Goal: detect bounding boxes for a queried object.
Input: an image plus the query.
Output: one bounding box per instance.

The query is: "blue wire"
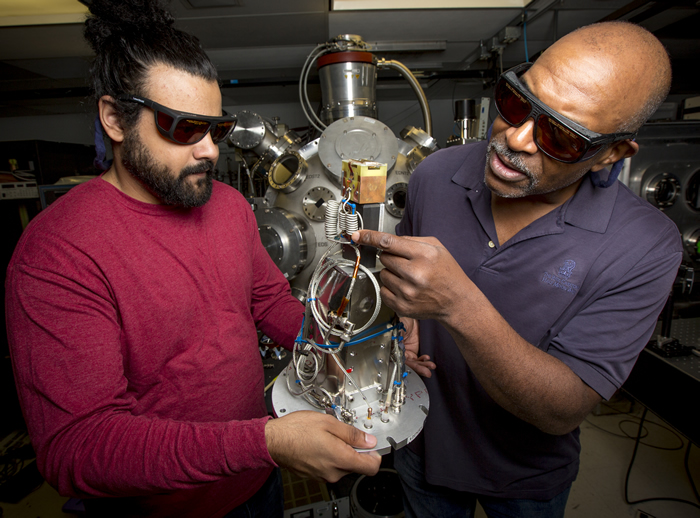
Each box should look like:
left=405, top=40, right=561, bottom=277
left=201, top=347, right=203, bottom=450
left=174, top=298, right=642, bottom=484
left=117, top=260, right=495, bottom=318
left=346, top=324, right=401, bottom=345
left=303, top=322, right=401, bottom=349
left=524, top=19, right=529, bottom=62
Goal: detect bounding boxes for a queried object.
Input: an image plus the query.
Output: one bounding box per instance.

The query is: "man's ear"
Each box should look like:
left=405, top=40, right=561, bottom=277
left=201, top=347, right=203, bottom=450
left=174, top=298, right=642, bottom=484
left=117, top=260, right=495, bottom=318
left=590, top=140, right=639, bottom=172
left=99, top=96, right=126, bottom=143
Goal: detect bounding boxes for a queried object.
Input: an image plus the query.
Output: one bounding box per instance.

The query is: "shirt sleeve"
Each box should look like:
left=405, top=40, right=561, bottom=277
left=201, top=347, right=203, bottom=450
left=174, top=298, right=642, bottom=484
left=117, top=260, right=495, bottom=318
left=546, top=243, right=682, bottom=400
left=5, top=233, right=275, bottom=499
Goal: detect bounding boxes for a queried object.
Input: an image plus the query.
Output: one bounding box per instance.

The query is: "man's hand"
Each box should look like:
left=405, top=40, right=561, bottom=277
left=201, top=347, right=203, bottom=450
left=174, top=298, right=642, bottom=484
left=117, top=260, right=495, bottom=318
left=400, top=317, right=435, bottom=378
left=265, top=411, right=382, bottom=482
left=352, top=230, right=474, bottom=324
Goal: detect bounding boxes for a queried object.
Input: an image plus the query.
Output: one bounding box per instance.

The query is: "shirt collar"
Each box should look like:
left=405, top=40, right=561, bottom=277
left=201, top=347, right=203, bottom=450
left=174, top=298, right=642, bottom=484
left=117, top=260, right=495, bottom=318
left=563, top=170, right=618, bottom=234
left=450, top=141, right=617, bottom=234
left=451, top=140, right=488, bottom=191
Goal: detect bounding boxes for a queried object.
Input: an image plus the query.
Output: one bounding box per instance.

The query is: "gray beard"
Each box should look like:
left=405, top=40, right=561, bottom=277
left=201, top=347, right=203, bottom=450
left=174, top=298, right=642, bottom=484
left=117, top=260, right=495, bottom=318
left=485, top=138, right=539, bottom=198
left=485, top=137, right=591, bottom=199
left=121, top=132, right=214, bottom=208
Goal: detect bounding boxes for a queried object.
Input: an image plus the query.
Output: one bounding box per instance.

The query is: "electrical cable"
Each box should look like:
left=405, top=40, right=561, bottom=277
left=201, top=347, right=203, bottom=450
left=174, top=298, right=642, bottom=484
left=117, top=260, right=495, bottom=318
left=617, top=419, right=683, bottom=451
left=299, top=45, right=324, bottom=131
left=380, top=76, right=453, bottom=130
left=298, top=322, right=400, bottom=349
left=240, top=156, right=255, bottom=197
left=299, top=43, right=331, bottom=133
left=523, top=16, right=530, bottom=62
left=584, top=417, right=649, bottom=441
left=624, top=407, right=700, bottom=511
left=684, top=442, right=700, bottom=504
left=264, top=376, right=277, bottom=394
left=585, top=401, right=684, bottom=450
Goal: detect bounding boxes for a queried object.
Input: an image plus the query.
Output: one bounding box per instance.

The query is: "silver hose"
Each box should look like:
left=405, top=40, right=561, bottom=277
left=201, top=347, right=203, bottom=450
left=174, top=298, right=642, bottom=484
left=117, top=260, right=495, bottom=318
left=377, top=58, right=433, bottom=136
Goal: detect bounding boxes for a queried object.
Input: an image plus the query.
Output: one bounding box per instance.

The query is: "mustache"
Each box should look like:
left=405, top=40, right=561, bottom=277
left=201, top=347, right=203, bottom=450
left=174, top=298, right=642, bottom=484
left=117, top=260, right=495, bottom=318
left=180, top=161, right=215, bottom=179
left=487, top=139, right=534, bottom=177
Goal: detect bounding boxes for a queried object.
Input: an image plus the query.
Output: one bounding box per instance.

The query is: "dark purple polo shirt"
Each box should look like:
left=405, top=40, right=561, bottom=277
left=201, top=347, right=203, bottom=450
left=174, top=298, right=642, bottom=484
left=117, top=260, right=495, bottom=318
left=397, top=141, right=682, bottom=499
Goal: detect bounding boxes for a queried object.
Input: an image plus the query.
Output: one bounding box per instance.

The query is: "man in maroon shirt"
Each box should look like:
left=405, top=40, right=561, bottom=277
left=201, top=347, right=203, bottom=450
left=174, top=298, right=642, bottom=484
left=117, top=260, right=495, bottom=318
left=5, top=1, right=380, bottom=517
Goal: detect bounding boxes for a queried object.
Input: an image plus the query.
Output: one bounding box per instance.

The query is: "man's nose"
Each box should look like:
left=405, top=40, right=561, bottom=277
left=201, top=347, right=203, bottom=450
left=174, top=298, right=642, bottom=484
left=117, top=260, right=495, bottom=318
left=505, top=118, right=539, bottom=156
left=193, top=131, right=220, bottom=162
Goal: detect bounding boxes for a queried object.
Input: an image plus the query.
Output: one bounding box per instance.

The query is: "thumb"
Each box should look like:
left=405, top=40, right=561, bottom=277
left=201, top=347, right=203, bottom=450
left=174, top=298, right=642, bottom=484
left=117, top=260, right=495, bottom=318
left=331, top=421, right=378, bottom=450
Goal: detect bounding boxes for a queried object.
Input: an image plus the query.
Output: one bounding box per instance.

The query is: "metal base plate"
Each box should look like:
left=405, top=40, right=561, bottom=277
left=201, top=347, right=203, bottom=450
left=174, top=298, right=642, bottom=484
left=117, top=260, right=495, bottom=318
left=272, top=362, right=429, bottom=455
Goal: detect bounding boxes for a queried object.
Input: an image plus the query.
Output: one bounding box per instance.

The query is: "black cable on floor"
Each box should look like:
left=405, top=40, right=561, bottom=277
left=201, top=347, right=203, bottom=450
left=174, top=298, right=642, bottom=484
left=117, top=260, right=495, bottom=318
left=584, top=417, right=649, bottom=441
left=618, top=420, right=684, bottom=451
left=624, top=407, right=700, bottom=511
left=585, top=403, right=684, bottom=450
left=684, top=442, right=700, bottom=504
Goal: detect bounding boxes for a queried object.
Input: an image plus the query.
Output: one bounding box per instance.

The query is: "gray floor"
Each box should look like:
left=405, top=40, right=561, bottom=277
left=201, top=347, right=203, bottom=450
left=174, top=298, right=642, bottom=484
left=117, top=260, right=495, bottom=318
left=1, top=401, right=699, bottom=518
left=565, top=401, right=700, bottom=518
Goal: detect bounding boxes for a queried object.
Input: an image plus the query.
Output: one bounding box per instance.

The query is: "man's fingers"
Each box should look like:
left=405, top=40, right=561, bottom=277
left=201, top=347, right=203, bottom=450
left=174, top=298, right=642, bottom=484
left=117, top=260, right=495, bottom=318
left=325, top=421, right=382, bottom=477
left=352, top=230, right=422, bottom=259
left=352, top=229, right=392, bottom=250
left=353, top=450, right=382, bottom=476
left=352, top=229, right=442, bottom=251
left=406, top=359, right=436, bottom=378
left=328, top=419, right=378, bottom=450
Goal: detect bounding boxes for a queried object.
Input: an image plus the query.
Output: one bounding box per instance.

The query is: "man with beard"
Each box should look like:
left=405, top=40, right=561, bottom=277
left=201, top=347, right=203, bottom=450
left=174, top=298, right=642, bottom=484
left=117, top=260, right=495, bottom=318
left=352, top=21, right=682, bottom=518
left=4, top=1, right=380, bottom=518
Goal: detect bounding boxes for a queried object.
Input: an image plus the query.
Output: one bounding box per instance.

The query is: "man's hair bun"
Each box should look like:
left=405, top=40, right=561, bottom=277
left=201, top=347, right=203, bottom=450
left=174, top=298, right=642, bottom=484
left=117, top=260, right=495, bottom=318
left=82, top=0, right=176, bottom=54
left=81, top=0, right=218, bottom=134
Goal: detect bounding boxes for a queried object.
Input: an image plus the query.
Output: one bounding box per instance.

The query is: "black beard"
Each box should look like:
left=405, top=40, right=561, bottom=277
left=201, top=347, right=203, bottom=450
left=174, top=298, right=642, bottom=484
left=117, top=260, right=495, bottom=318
left=121, top=132, right=214, bottom=208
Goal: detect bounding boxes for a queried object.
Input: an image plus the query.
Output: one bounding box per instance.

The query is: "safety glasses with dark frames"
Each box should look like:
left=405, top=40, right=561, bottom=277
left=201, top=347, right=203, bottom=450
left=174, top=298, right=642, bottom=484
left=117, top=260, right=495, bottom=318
left=494, top=63, right=636, bottom=164
left=118, top=95, right=236, bottom=145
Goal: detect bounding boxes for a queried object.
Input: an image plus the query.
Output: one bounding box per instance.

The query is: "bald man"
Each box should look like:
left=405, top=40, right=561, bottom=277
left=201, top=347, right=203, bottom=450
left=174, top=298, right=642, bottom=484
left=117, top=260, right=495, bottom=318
left=352, top=21, right=682, bottom=518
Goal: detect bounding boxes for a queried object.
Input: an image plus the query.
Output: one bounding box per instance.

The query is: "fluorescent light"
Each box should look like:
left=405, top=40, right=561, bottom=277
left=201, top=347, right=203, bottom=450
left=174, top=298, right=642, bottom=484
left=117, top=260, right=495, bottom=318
left=332, top=0, right=531, bottom=10
left=0, top=0, right=88, bottom=26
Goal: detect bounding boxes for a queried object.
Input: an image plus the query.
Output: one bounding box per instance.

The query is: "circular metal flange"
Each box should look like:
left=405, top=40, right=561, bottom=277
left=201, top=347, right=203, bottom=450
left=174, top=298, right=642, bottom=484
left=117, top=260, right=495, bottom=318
left=255, top=207, right=316, bottom=279
left=303, top=186, right=336, bottom=221
left=318, top=117, right=398, bottom=182
left=351, top=469, right=404, bottom=518
left=229, top=110, right=266, bottom=149
left=385, top=182, right=408, bottom=219
left=684, top=228, right=700, bottom=261
left=686, top=169, right=700, bottom=212
left=644, top=173, right=681, bottom=209
left=268, top=150, right=308, bottom=194
left=272, top=363, right=429, bottom=455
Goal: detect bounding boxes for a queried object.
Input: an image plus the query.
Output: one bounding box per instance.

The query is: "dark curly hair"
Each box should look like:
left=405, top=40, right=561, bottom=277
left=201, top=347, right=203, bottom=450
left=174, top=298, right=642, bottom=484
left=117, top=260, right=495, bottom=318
left=81, top=0, right=219, bottom=130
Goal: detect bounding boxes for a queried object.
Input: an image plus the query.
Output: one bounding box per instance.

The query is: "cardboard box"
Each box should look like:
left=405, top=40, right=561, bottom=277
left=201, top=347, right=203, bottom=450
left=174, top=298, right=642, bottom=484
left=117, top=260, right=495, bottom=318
left=341, top=159, right=387, bottom=204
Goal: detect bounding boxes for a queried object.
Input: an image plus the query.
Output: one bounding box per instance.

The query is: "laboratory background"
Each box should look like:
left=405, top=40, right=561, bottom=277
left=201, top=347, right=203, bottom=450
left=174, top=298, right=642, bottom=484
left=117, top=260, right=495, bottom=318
left=0, top=1, right=699, bottom=517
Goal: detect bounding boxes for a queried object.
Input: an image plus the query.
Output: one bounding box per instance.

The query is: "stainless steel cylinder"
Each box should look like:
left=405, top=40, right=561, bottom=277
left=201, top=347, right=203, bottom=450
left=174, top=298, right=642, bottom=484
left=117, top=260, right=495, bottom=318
left=318, top=51, right=377, bottom=125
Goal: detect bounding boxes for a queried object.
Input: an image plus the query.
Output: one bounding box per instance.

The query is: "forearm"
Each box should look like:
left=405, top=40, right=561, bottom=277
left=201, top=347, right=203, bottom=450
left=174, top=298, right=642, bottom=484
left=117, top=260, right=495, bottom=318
left=32, top=406, right=273, bottom=498
left=256, top=295, right=304, bottom=350
left=440, top=288, right=600, bottom=435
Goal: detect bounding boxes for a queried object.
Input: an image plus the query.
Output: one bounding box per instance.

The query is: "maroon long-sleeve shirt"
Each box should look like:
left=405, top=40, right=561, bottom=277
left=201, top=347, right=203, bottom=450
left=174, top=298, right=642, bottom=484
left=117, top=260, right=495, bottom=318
left=5, top=177, right=304, bottom=517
